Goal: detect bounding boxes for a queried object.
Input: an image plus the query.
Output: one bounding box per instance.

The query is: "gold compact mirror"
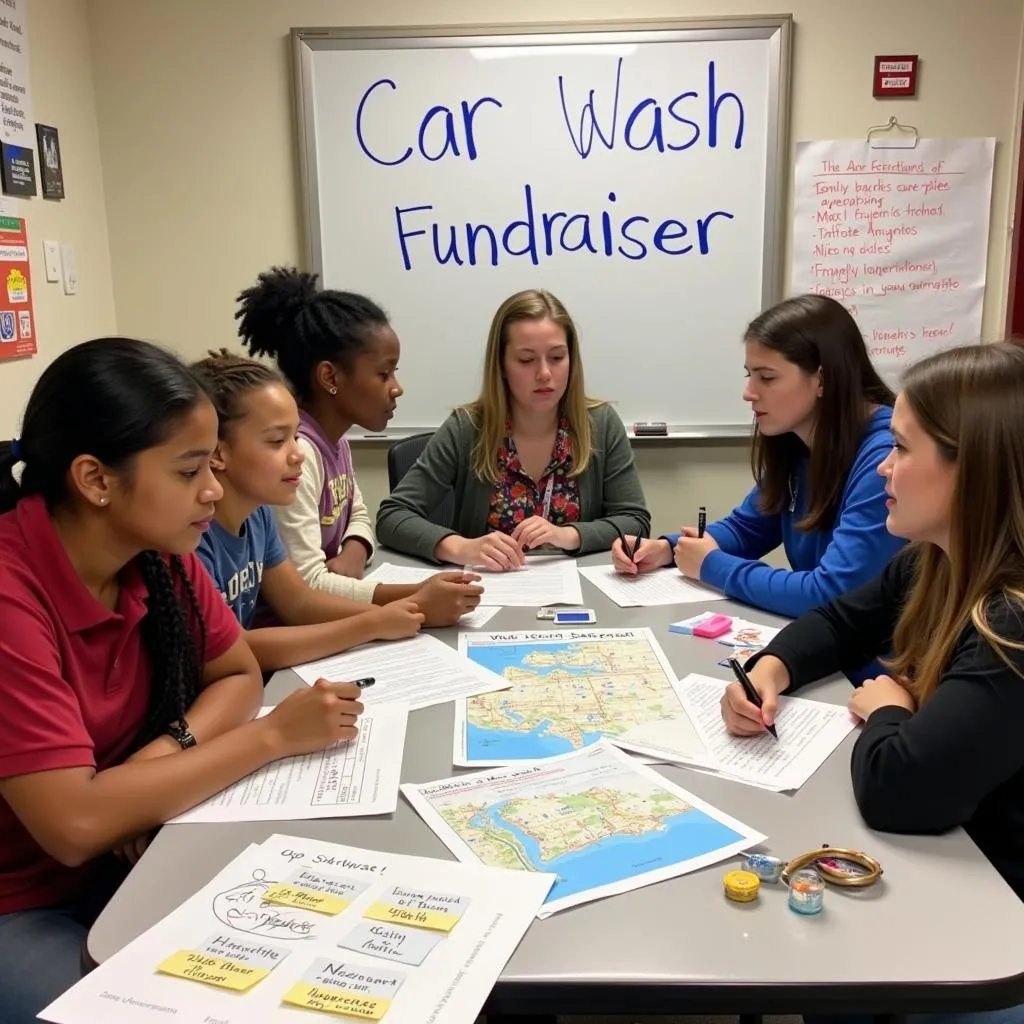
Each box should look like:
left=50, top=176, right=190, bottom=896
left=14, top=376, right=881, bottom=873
left=781, top=846, right=883, bottom=888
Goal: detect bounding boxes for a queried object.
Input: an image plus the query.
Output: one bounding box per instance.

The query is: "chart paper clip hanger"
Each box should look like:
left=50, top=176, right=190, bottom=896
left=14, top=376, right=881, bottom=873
left=867, top=115, right=919, bottom=150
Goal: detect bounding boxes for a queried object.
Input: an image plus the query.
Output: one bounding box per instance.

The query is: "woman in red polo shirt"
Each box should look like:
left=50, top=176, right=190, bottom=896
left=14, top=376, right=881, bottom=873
left=0, top=338, right=367, bottom=1023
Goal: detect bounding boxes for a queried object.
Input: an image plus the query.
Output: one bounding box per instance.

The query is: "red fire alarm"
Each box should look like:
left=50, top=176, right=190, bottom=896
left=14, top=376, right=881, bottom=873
left=873, top=54, right=919, bottom=97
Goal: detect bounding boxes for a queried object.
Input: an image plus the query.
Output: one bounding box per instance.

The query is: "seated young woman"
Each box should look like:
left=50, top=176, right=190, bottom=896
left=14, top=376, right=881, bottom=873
left=376, top=288, right=651, bottom=571
left=722, top=345, right=1024, bottom=1024
left=235, top=267, right=409, bottom=594
left=190, top=349, right=484, bottom=671
left=0, top=339, right=370, bottom=1023
left=612, top=294, right=905, bottom=619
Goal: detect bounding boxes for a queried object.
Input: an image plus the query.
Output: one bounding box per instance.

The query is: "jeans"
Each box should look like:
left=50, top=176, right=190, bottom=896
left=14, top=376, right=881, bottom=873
left=0, top=862, right=126, bottom=1024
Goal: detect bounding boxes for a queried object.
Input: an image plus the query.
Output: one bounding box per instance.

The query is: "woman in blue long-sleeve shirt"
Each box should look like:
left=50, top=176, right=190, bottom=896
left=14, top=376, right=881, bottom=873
left=613, top=294, right=905, bottom=622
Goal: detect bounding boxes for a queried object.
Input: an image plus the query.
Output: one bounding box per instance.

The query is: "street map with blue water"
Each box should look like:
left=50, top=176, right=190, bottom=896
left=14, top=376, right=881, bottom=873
left=454, top=627, right=702, bottom=767
left=402, top=741, right=764, bottom=916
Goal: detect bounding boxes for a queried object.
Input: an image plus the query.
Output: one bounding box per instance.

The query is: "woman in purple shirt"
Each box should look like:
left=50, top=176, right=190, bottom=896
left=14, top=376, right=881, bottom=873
left=236, top=266, right=426, bottom=603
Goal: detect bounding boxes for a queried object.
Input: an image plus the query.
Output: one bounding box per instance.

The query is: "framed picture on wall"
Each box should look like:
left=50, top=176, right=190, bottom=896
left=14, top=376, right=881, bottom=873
left=0, top=143, right=36, bottom=197
left=35, top=123, right=64, bottom=200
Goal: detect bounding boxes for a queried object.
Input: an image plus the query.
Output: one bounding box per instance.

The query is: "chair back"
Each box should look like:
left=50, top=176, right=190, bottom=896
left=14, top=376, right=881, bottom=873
left=386, top=432, right=454, bottom=529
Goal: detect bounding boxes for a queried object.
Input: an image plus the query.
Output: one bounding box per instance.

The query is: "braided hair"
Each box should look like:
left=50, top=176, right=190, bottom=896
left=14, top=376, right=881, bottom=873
left=235, top=266, right=389, bottom=399
left=191, top=347, right=283, bottom=438
left=0, top=338, right=210, bottom=751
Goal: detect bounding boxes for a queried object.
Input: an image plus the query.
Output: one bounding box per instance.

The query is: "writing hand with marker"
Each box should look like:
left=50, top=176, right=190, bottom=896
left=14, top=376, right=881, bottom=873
left=263, top=680, right=368, bottom=754
left=721, top=655, right=789, bottom=737
left=611, top=536, right=672, bottom=575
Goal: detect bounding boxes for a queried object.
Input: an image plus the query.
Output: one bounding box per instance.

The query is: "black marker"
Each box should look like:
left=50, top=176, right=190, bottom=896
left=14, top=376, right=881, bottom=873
left=728, top=657, right=778, bottom=740
left=697, top=506, right=707, bottom=539
left=353, top=677, right=376, bottom=689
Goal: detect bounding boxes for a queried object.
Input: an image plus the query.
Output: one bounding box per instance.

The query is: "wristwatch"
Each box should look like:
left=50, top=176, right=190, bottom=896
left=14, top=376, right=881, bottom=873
left=166, top=718, right=197, bottom=750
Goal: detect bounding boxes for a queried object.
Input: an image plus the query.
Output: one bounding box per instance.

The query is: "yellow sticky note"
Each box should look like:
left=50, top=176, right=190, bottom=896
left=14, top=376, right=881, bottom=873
left=363, top=901, right=459, bottom=933
left=263, top=883, right=347, bottom=915
left=157, top=950, right=269, bottom=992
left=282, top=981, right=391, bottom=1019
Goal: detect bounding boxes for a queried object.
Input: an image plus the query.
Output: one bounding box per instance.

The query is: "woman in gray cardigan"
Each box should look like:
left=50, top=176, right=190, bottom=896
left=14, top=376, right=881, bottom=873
left=376, top=289, right=650, bottom=570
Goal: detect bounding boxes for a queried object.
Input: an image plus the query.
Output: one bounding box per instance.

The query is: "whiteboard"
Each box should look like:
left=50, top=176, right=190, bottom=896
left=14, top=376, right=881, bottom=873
left=293, top=19, right=791, bottom=438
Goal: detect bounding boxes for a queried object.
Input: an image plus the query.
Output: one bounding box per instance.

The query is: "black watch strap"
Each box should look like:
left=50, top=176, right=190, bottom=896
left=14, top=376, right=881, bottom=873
left=167, top=719, right=197, bottom=750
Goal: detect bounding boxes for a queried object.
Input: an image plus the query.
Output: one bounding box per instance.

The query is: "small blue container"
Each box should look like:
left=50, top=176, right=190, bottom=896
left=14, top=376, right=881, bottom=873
left=742, top=853, right=784, bottom=884
left=788, top=868, right=825, bottom=915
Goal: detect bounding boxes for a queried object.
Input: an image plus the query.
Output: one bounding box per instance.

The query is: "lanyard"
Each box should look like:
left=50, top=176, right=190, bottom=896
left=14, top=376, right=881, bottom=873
left=508, top=431, right=557, bottom=520
left=540, top=472, right=554, bottom=521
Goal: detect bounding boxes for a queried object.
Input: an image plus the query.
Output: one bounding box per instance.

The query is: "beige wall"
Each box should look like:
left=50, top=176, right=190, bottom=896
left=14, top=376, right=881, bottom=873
left=0, top=0, right=116, bottom=437
left=82, top=0, right=1024, bottom=536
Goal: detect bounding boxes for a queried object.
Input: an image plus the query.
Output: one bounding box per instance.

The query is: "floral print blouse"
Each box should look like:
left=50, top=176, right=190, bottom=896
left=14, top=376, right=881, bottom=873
left=486, top=419, right=582, bottom=534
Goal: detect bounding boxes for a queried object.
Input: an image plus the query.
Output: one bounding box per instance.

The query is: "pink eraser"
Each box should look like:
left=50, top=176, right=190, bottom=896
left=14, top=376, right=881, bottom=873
left=693, top=614, right=733, bottom=639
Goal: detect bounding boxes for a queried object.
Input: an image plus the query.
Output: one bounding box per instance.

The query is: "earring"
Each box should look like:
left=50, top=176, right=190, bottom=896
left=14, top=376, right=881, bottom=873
left=98, top=497, right=107, bottom=506
left=328, top=386, right=338, bottom=396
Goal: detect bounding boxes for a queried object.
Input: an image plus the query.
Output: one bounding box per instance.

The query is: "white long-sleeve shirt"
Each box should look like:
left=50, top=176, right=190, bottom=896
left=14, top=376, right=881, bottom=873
left=272, top=437, right=378, bottom=602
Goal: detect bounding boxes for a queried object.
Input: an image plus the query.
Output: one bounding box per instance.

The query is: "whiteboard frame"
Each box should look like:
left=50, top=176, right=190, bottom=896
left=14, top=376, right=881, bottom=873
left=291, top=17, right=792, bottom=441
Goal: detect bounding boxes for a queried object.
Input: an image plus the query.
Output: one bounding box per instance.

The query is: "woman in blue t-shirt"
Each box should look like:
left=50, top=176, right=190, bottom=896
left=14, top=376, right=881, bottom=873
left=612, top=294, right=905, bottom=621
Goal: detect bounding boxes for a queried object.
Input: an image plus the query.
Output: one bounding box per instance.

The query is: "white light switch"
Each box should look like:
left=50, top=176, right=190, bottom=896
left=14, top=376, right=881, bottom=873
left=60, top=242, right=77, bottom=295
left=42, top=240, right=60, bottom=282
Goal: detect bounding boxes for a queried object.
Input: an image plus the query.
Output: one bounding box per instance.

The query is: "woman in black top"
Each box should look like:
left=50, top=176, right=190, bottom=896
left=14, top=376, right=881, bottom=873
left=724, top=343, right=1024, bottom=918
left=724, top=342, right=1024, bottom=1024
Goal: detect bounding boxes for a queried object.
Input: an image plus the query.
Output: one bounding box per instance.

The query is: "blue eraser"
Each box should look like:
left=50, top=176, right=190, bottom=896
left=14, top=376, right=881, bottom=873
left=669, top=611, right=716, bottom=635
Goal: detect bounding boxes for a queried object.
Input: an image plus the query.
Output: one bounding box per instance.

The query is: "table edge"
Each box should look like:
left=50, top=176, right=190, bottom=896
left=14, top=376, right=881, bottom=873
left=483, top=972, right=1024, bottom=1016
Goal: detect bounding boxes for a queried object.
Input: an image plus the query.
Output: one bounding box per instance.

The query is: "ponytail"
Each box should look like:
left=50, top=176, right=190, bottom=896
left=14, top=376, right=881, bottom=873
left=236, top=266, right=389, bottom=399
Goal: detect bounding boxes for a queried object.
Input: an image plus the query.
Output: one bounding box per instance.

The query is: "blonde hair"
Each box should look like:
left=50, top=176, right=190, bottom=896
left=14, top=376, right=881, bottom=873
left=460, top=289, right=602, bottom=484
left=887, top=343, right=1024, bottom=704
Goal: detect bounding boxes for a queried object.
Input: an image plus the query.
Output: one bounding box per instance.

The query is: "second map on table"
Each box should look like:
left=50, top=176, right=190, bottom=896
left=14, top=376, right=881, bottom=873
left=403, top=740, right=764, bottom=917
left=454, top=628, right=705, bottom=767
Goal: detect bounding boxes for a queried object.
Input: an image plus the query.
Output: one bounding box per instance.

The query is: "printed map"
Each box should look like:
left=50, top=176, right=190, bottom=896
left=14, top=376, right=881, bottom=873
left=403, top=742, right=762, bottom=915
left=456, top=628, right=687, bottom=765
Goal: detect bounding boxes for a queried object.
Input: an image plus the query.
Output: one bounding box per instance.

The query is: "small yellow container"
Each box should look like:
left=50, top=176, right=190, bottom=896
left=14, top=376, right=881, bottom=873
left=723, top=869, right=760, bottom=903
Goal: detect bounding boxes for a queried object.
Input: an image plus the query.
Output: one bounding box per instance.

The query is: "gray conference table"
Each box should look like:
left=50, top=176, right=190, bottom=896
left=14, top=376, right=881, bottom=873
left=88, top=551, right=1024, bottom=1017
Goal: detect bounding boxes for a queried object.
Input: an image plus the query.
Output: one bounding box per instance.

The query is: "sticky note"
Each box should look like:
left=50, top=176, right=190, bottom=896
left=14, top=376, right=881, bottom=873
left=364, top=903, right=460, bottom=932
left=263, top=883, right=346, bottom=915
left=283, top=957, right=406, bottom=1019
left=198, top=932, right=290, bottom=971
left=157, top=950, right=269, bottom=991
left=363, top=885, right=469, bottom=933
left=338, top=921, right=445, bottom=966
left=282, top=981, right=390, bottom=1019
left=286, top=868, right=370, bottom=905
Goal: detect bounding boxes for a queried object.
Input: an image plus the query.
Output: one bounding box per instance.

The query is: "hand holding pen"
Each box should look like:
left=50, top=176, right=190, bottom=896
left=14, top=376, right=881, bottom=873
left=610, top=525, right=671, bottom=575
left=722, top=657, right=787, bottom=740
left=672, top=507, right=719, bottom=579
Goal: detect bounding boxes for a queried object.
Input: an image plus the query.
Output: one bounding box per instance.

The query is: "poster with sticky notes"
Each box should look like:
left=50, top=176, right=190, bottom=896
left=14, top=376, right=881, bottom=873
left=40, top=834, right=553, bottom=1024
